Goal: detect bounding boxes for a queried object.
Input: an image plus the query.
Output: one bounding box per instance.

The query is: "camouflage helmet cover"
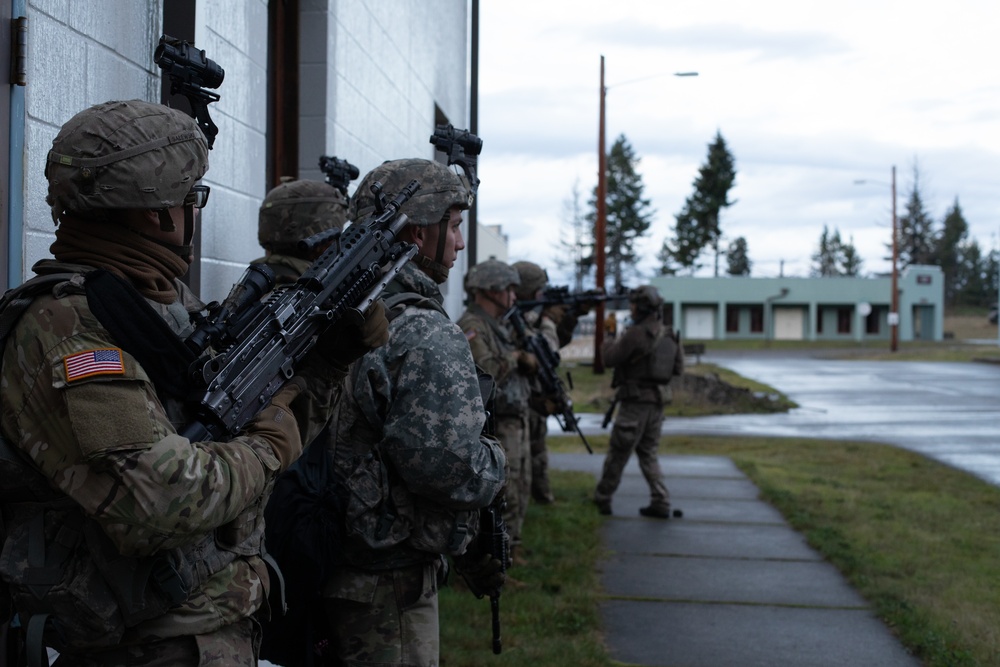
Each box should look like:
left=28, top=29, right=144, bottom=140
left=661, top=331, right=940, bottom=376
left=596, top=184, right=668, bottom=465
left=629, top=285, right=664, bottom=310
left=465, top=258, right=521, bottom=293
left=45, top=99, right=209, bottom=221
left=350, top=158, right=471, bottom=227
left=511, top=261, right=548, bottom=300
left=258, top=178, right=349, bottom=250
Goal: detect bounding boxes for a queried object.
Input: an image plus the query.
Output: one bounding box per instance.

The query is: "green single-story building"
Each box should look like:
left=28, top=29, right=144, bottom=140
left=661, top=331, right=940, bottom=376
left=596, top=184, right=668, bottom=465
left=648, top=265, right=944, bottom=342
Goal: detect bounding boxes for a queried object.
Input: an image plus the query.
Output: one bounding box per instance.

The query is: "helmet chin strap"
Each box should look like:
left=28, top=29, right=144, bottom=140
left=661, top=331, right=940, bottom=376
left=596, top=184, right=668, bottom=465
left=143, top=207, right=195, bottom=263
left=414, top=217, right=452, bottom=284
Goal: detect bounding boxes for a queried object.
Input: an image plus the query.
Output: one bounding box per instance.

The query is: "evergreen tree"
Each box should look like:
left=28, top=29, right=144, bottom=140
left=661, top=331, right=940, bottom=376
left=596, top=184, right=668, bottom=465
left=896, top=164, right=936, bottom=268
left=932, top=198, right=969, bottom=306
left=811, top=226, right=862, bottom=276
left=584, top=134, right=655, bottom=291
left=954, top=239, right=987, bottom=306
left=811, top=225, right=840, bottom=276
left=725, top=236, right=751, bottom=276
left=659, top=130, right=737, bottom=275
left=840, top=235, right=864, bottom=276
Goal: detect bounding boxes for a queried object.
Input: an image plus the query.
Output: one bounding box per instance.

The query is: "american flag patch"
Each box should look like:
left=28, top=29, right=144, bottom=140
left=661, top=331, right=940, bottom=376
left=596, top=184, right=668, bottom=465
left=63, top=348, right=126, bottom=381
left=465, top=330, right=477, bottom=341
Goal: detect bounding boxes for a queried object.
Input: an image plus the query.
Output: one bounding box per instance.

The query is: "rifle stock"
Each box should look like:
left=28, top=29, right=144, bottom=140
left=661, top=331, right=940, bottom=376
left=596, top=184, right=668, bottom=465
left=180, top=180, right=420, bottom=441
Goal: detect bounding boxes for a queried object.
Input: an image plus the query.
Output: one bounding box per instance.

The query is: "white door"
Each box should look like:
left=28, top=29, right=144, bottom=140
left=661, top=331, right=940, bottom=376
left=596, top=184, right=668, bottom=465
left=773, top=307, right=804, bottom=340
left=683, top=307, right=715, bottom=339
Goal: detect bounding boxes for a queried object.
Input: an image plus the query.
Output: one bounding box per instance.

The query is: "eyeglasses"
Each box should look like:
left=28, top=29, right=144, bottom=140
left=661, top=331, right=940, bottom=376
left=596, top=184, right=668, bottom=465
left=183, top=184, right=211, bottom=209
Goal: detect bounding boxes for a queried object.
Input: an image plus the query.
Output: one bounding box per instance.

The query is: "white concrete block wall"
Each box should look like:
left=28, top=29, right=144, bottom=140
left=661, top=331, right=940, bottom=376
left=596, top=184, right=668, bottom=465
left=195, top=0, right=270, bottom=304
left=22, top=0, right=161, bottom=281
left=17, top=0, right=474, bottom=315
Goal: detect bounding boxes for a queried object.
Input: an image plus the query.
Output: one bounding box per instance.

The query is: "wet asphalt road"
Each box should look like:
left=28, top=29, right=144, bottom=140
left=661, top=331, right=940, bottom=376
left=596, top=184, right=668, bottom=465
left=560, top=350, right=1000, bottom=486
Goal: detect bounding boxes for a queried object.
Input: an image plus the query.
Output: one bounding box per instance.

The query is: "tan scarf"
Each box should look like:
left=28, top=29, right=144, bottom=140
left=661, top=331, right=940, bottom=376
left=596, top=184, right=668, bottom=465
left=50, top=217, right=189, bottom=304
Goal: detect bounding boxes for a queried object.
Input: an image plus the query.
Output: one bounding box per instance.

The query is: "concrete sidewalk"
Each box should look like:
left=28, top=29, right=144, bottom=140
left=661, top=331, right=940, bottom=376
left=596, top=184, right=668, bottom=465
left=549, top=452, right=922, bottom=667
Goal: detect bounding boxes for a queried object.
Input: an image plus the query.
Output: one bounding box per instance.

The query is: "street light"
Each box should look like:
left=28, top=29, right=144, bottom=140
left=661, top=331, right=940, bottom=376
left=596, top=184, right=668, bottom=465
left=593, top=56, right=698, bottom=372
left=854, top=166, right=898, bottom=352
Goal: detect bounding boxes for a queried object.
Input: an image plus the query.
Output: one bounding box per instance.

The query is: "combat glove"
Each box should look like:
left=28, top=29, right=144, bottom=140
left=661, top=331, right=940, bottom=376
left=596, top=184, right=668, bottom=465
left=453, top=550, right=505, bottom=599
left=516, top=350, right=539, bottom=376
left=246, top=377, right=306, bottom=470
left=307, top=300, right=390, bottom=375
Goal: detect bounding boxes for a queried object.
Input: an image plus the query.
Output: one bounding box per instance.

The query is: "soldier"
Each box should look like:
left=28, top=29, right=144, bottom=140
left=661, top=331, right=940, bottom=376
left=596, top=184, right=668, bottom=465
left=594, top=285, right=684, bottom=518
left=511, top=261, right=569, bottom=505
left=460, top=259, right=536, bottom=560
left=253, top=177, right=350, bottom=284
left=322, top=158, right=507, bottom=667
left=0, top=99, right=385, bottom=665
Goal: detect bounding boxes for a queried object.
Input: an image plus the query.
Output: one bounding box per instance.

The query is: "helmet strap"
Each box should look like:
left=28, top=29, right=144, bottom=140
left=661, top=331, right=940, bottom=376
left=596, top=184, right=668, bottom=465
left=157, top=209, right=176, bottom=232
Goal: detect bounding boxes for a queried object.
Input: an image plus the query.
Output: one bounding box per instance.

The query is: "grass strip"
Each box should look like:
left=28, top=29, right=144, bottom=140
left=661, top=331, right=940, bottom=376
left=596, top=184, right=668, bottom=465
left=440, top=471, right=614, bottom=667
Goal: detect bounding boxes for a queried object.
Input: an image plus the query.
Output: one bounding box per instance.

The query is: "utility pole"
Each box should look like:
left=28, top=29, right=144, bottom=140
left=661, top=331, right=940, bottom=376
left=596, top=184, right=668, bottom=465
left=594, top=55, right=608, bottom=373
left=890, top=165, right=898, bottom=352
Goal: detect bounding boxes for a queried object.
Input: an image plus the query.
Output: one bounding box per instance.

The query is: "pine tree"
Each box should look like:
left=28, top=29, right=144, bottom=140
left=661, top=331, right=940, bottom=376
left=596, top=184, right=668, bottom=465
left=811, top=225, right=840, bottom=276
left=659, top=130, right=737, bottom=275
left=896, top=164, right=936, bottom=268
left=933, top=198, right=969, bottom=306
left=725, top=236, right=751, bottom=276
left=584, top=134, right=655, bottom=291
left=840, top=235, right=864, bottom=276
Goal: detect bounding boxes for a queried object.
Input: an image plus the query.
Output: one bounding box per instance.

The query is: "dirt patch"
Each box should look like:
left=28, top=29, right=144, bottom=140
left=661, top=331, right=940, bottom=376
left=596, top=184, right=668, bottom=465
left=670, top=372, right=788, bottom=415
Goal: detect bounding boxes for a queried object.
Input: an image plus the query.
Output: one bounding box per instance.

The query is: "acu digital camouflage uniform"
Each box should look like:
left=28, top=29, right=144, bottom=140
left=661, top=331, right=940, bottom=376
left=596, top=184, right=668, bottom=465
left=459, top=260, right=533, bottom=551
left=323, top=159, right=505, bottom=667
left=252, top=178, right=350, bottom=284
left=0, top=100, right=339, bottom=666
left=594, top=286, right=684, bottom=517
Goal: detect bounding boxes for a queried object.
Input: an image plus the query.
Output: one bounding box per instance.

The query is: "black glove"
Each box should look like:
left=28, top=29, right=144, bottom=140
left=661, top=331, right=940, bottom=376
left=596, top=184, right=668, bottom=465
left=309, top=300, right=390, bottom=374
left=454, top=550, right=505, bottom=599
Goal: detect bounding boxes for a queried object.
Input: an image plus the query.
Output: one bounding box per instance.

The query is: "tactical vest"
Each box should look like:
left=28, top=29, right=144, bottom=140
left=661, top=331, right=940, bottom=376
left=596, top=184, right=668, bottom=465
left=616, top=322, right=680, bottom=386
left=0, top=271, right=259, bottom=661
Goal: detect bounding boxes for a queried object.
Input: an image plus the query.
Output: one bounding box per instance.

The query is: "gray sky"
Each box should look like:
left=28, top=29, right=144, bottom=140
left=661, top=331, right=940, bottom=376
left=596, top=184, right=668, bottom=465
left=475, top=0, right=1000, bottom=284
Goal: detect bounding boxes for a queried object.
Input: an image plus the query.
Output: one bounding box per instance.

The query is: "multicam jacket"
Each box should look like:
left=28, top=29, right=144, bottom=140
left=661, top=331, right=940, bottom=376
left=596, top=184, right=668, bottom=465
left=459, top=303, right=531, bottom=418
left=0, top=260, right=325, bottom=650
left=328, top=260, right=506, bottom=569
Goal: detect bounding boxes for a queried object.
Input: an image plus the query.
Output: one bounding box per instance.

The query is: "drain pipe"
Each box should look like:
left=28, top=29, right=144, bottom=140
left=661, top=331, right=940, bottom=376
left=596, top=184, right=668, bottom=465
left=764, top=287, right=789, bottom=345
left=7, top=8, right=27, bottom=288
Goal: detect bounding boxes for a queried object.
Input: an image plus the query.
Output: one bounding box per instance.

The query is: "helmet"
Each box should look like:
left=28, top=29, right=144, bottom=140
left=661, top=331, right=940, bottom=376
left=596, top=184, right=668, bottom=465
left=629, top=285, right=664, bottom=311
left=512, top=261, right=548, bottom=301
left=45, top=99, right=209, bottom=222
left=465, top=259, right=520, bottom=293
left=258, top=178, right=348, bottom=251
left=350, top=158, right=471, bottom=227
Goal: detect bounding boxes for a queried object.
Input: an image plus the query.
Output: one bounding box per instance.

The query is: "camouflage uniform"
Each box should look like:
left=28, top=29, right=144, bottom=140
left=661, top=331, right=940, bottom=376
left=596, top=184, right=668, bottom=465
left=512, top=261, right=568, bottom=505
left=594, top=286, right=684, bottom=516
left=459, top=260, right=532, bottom=550
left=252, top=178, right=349, bottom=284
left=0, top=100, right=338, bottom=665
left=323, top=160, right=505, bottom=667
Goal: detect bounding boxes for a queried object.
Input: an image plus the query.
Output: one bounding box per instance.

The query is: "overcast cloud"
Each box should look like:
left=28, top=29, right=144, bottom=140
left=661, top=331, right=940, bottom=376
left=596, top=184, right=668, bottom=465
left=475, top=0, right=1000, bottom=283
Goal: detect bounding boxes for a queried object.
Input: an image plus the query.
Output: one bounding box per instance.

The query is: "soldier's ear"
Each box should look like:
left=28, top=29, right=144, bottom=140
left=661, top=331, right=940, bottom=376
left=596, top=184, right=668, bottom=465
left=399, top=224, right=426, bottom=249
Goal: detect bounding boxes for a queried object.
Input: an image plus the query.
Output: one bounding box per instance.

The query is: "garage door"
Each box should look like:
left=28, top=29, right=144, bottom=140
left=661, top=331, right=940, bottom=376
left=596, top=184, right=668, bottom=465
left=683, top=307, right=715, bottom=339
left=773, top=307, right=804, bottom=340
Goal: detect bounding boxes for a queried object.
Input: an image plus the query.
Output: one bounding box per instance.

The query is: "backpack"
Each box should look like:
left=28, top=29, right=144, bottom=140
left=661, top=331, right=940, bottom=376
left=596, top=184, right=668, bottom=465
left=636, top=325, right=681, bottom=385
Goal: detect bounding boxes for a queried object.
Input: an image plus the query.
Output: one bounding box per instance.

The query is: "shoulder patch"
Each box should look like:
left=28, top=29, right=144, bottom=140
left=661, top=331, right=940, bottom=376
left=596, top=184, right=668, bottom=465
left=465, top=329, right=477, bottom=341
left=63, top=348, right=126, bottom=381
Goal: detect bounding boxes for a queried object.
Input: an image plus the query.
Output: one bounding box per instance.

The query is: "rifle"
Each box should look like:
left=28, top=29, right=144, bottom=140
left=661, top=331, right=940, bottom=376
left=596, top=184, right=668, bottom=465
left=473, top=371, right=507, bottom=654
left=318, top=155, right=360, bottom=198
left=516, top=285, right=629, bottom=311
left=503, top=307, right=593, bottom=454
left=180, top=179, right=420, bottom=442
left=154, top=34, right=224, bottom=149
left=601, top=396, right=619, bottom=429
